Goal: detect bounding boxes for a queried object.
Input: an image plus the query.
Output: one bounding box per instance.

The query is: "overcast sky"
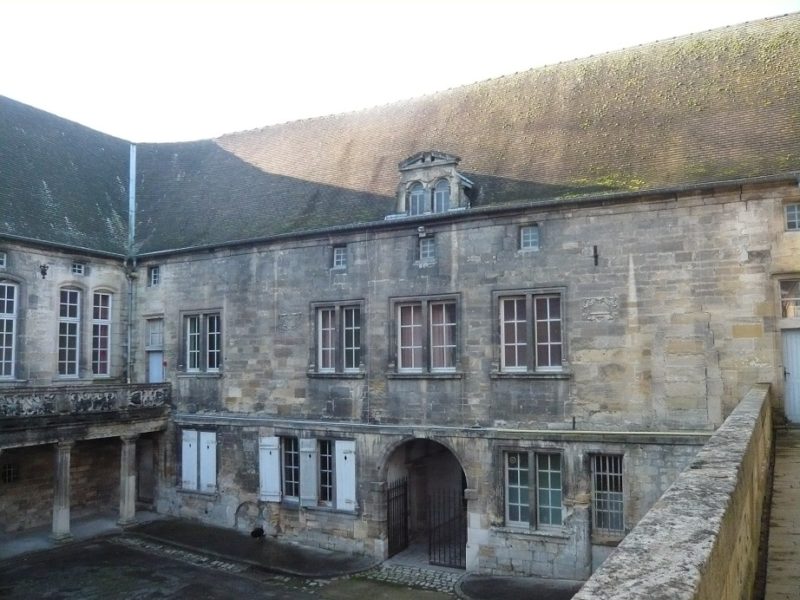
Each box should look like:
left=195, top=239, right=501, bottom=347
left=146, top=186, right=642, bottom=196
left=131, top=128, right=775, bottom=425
left=1, top=0, right=797, bottom=142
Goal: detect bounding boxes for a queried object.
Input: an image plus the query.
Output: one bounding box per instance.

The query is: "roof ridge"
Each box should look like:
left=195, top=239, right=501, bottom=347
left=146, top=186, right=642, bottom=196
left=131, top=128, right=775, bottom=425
left=216, top=11, right=799, bottom=140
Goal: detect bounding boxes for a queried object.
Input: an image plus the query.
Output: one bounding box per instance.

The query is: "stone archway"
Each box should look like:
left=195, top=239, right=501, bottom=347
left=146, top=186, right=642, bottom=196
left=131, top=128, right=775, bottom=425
left=384, top=438, right=466, bottom=568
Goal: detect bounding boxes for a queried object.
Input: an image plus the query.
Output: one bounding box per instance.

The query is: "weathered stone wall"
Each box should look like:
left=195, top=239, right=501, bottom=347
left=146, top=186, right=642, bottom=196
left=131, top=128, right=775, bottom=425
left=0, top=241, right=128, bottom=385
left=573, top=384, right=773, bottom=600
left=0, top=437, right=120, bottom=532
left=162, top=416, right=705, bottom=577
left=134, top=182, right=796, bottom=431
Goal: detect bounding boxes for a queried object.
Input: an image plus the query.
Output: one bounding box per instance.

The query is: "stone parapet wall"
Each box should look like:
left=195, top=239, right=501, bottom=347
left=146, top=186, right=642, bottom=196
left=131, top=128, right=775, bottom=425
left=574, top=384, right=773, bottom=600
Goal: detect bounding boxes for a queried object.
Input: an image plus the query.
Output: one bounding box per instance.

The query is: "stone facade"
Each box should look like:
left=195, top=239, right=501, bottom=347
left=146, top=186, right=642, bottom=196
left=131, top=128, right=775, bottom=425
left=122, top=180, right=798, bottom=578
left=2, top=13, right=800, bottom=581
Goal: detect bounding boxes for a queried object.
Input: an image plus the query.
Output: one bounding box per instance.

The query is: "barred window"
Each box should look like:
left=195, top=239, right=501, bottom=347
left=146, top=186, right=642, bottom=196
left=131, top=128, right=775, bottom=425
left=592, top=454, right=624, bottom=535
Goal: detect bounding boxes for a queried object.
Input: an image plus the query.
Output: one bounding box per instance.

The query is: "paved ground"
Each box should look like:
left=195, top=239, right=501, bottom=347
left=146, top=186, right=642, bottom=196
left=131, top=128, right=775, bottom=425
left=765, top=428, right=800, bottom=600
left=0, top=513, right=582, bottom=599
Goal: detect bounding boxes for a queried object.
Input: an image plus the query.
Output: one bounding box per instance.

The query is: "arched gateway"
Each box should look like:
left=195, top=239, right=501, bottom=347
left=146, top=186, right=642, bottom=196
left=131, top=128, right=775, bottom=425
left=383, top=438, right=467, bottom=568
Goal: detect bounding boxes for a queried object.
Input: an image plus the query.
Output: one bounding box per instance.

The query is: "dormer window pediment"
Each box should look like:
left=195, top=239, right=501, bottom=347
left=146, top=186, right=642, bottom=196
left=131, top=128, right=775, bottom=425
left=399, top=151, right=461, bottom=172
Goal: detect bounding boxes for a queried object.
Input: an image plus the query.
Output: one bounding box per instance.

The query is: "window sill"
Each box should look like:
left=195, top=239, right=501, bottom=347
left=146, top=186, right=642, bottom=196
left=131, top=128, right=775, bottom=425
left=492, top=525, right=570, bottom=541
left=0, top=379, right=29, bottom=385
left=177, top=372, right=223, bottom=379
left=490, top=370, right=571, bottom=380
left=177, top=489, right=218, bottom=499
left=387, top=371, right=463, bottom=380
left=591, top=534, right=624, bottom=546
left=302, top=504, right=358, bottom=516
left=307, top=372, right=365, bottom=380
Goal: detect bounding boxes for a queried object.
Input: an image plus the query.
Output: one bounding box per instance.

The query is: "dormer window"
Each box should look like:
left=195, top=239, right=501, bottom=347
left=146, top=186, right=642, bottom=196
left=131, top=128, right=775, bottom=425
left=433, top=180, right=450, bottom=213
left=393, top=151, right=472, bottom=219
left=408, top=183, right=426, bottom=216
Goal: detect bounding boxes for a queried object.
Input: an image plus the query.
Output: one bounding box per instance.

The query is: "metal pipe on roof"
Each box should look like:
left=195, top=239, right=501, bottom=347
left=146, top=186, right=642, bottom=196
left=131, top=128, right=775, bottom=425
left=126, top=144, right=137, bottom=384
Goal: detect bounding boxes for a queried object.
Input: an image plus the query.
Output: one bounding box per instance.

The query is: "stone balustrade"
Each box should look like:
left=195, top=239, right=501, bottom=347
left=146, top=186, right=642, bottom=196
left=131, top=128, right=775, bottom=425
left=0, top=383, right=171, bottom=418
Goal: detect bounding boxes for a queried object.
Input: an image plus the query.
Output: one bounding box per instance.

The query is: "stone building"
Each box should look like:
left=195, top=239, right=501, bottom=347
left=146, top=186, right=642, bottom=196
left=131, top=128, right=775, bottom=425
left=1, top=13, right=799, bottom=580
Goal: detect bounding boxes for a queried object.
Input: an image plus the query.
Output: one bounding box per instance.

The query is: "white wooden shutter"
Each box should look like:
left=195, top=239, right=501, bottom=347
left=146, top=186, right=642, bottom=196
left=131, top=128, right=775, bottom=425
left=335, top=440, right=357, bottom=511
left=259, top=436, right=281, bottom=502
left=181, top=429, right=198, bottom=490
left=299, top=438, right=318, bottom=507
left=199, top=431, right=217, bottom=493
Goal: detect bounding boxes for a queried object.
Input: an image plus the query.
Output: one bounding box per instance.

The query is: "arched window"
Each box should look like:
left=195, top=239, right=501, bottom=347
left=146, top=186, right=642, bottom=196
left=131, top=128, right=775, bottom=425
left=408, top=183, right=427, bottom=215
left=433, top=180, right=450, bottom=213
left=0, top=281, right=17, bottom=378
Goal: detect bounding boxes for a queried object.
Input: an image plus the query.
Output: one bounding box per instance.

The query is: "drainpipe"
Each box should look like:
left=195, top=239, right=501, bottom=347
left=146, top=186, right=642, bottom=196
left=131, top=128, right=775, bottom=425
left=126, top=144, right=137, bottom=384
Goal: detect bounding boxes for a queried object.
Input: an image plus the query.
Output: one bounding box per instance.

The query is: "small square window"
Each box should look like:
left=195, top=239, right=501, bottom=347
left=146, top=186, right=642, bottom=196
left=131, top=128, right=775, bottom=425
left=419, top=237, right=436, bottom=261
left=1, top=463, right=20, bottom=484
left=781, top=280, right=800, bottom=318
left=0, top=252, right=6, bottom=268
left=520, top=225, right=540, bottom=250
left=332, top=246, right=347, bottom=269
left=148, top=266, right=160, bottom=286
left=71, top=262, right=85, bottom=275
left=786, top=204, right=800, bottom=231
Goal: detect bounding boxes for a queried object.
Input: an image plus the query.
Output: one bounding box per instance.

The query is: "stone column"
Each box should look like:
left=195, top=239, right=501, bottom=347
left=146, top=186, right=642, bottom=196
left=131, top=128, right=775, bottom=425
left=52, top=441, right=74, bottom=541
left=118, top=435, right=139, bottom=526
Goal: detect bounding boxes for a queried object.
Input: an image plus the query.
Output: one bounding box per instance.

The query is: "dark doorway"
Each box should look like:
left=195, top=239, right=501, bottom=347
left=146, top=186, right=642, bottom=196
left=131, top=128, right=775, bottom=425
left=137, top=437, right=155, bottom=505
left=384, top=439, right=466, bottom=567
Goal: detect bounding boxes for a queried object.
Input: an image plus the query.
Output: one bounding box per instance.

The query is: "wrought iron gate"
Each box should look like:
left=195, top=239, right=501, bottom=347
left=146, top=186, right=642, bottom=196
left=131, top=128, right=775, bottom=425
left=387, top=477, right=409, bottom=557
left=428, top=488, right=466, bottom=568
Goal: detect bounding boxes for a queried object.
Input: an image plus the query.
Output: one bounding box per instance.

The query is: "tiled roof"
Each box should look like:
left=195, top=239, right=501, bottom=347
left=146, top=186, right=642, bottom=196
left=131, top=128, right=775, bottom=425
left=3, top=14, right=799, bottom=256
left=214, top=13, right=800, bottom=204
left=0, top=96, right=130, bottom=255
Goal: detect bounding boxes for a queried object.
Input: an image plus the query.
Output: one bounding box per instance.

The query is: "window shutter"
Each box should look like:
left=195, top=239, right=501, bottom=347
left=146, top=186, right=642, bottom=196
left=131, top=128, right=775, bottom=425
left=199, top=431, right=217, bottom=493
left=259, top=436, right=281, bottom=502
left=335, top=440, right=357, bottom=511
left=299, top=438, right=318, bottom=507
left=181, top=429, right=198, bottom=489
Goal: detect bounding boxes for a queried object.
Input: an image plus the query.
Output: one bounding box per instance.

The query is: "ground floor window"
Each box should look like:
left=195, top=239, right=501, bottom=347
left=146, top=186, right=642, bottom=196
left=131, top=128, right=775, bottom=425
left=259, top=436, right=356, bottom=511
left=504, top=450, right=563, bottom=529
left=591, top=454, right=624, bottom=535
left=181, top=430, right=217, bottom=493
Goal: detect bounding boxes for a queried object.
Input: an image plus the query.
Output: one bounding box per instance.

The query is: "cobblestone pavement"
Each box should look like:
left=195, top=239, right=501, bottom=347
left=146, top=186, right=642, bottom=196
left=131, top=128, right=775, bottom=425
left=357, top=563, right=460, bottom=595
left=1, top=535, right=456, bottom=599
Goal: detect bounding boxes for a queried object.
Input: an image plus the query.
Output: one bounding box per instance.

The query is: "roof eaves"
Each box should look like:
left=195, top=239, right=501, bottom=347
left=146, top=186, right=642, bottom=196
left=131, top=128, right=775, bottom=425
left=133, top=171, right=800, bottom=260
left=0, top=232, right=128, bottom=260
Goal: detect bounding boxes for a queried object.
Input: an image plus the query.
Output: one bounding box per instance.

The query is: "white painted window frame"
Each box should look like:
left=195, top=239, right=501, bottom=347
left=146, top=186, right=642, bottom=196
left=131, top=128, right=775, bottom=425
left=0, top=281, right=17, bottom=379
left=519, top=224, right=540, bottom=250
left=314, top=303, right=362, bottom=374
left=499, top=290, right=564, bottom=373
left=786, top=203, right=800, bottom=231
left=58, top=288, right=81, bottom=377
left=91, top=291, right=112, bottom=376
left=332, top=245, right=347, bottom=269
